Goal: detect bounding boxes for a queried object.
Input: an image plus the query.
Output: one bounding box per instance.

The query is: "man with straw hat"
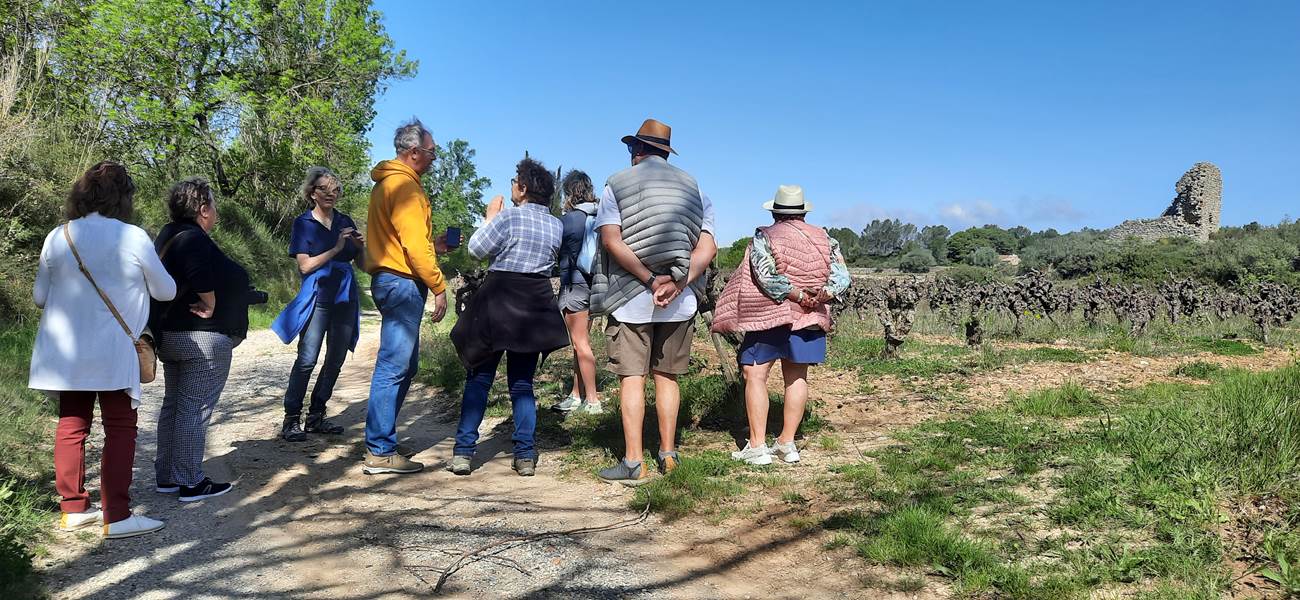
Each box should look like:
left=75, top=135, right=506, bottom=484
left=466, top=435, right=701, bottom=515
left=591, top=118, right=717, bottom=485
left=711, top=185, right=851, bottom=465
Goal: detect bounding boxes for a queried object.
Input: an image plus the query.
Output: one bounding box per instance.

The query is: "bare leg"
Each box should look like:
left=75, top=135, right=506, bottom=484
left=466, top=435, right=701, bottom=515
left=777, top=361, right=809, bottom=444
left=651, top=371, right=680, bottom=453
left=567, top=310, right=601, bottom=402
left=620, top=375, right=646, bottom=462
left=743, top=361, right=776, bottom=447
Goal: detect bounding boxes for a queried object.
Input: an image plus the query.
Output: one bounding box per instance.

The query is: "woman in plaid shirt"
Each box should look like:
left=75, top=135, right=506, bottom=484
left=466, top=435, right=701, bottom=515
left=449, top=158, right=570, bottom=477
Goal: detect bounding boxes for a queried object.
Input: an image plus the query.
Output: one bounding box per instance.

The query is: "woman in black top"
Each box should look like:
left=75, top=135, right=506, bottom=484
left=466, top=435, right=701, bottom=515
left=553, top=170, right=603, bottom=415
left=151, top=177, right=252, bottom=503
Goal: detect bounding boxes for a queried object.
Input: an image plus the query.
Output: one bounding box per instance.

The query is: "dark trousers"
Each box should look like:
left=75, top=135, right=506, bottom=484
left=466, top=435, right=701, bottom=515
left=453, top=351, right=540, bottom=460
left=283, top=299, right=358, bottom=417
left=56, top=390, right=137, bottom=523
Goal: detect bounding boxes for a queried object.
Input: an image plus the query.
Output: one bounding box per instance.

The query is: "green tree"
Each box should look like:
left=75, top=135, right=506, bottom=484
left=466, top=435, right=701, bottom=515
left=422, top=139, right=491, bottom=277
left=51, top=0, right=415, bottom=223
left=898, top=247, right=936, bottom=273
left=717, top=236, right=753, bottom=270
left=920, top=224, right=950, bottom=264
left=860, top=218, right=918, bottom=257
left=948, top=226, right=1017, bottom=261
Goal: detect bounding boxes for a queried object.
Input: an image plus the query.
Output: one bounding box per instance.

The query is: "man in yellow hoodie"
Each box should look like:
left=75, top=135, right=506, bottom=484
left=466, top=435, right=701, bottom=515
left=362, top=118, right=448, bottom=474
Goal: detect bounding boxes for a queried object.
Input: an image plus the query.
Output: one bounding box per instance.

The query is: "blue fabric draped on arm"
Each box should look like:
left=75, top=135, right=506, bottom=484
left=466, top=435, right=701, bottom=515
left=271, top=262, right=359, bottom=351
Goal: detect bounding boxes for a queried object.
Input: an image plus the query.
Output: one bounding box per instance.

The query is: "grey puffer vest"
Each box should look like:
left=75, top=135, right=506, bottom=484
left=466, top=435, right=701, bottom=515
left=590, top=156, right=706, bottom=316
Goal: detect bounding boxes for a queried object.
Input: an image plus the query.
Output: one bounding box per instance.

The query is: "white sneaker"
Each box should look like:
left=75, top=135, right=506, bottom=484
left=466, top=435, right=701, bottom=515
left=103, top=514, right=165, bottom=539
left=580, top=400, right=604, bottom=415
left=554, top=395, right=582, bottom=412
left=58, top=509, right=102, bottom=531
left=770, top=440, right=801, bottom=463
left=731, top=441, right=773, bottom=465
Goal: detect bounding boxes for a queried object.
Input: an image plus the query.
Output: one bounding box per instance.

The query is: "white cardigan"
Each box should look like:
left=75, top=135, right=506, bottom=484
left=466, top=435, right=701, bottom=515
left=28, top=213, right=177, bottom=406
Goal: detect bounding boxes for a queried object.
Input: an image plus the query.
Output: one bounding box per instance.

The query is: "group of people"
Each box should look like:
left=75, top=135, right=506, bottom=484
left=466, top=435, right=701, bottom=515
left=27, top=117, right=850, bottom=540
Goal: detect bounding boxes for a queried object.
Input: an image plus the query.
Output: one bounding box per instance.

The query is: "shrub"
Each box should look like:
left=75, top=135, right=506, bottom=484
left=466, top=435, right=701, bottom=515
left=968, top=247, right=999, bottom=267
left=898, top=248, right=936, bottom=273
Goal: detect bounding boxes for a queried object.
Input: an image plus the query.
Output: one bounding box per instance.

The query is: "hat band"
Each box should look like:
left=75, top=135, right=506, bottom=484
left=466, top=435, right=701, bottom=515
left=636, top=134, right=671, bottom=146
left=774, top=203, right=805, bottom=210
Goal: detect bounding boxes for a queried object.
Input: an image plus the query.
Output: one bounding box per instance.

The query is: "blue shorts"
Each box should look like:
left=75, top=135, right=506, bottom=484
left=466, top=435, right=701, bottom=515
left=738, top=326, right=827, bottom=366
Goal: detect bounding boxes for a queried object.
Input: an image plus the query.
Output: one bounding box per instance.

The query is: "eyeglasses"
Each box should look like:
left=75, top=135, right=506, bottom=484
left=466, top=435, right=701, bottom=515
left=626, top=142, right=641, bottom=155
left=414, top=146, right=437, bottom=158
left=314, top=185, right=340, bottom=195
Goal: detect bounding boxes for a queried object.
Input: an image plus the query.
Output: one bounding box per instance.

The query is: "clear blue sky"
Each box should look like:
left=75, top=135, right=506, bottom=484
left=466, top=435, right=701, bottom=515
left=366, top=1, right=1300, bottom=245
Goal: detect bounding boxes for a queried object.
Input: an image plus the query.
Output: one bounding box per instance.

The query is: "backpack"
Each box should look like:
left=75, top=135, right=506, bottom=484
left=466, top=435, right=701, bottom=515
left=576, top=205, right=599, bottom=277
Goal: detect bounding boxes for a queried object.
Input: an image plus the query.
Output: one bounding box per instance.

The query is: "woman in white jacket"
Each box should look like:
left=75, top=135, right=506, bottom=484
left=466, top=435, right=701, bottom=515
left=29, top=161, right=176, bottom=539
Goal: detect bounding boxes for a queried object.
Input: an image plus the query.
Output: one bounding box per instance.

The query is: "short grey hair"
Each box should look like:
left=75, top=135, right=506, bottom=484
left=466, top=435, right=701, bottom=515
left=393, top=117, right=430, bottom=154
left=300, top=166, right=339, bottom=206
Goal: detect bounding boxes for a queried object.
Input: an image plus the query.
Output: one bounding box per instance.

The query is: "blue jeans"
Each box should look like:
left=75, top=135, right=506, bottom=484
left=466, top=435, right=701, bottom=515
left=365, top=272, right=427, bottom=456
left=283, top=298, right=358, bottom=417
left=453, top=351, right=539, bottom=460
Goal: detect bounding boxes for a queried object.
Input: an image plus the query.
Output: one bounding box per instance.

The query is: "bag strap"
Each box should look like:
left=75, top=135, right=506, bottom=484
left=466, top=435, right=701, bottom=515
left=62, top=224, right=135, bottom=341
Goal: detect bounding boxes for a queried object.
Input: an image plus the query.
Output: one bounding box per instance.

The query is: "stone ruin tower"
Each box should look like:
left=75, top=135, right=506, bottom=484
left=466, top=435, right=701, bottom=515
left=1109, top=162, right=1222, bottom=242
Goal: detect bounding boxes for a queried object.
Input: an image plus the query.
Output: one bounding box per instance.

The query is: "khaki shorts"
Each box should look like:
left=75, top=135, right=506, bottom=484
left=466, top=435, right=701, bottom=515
left=605, top=317, right=695, bottom=376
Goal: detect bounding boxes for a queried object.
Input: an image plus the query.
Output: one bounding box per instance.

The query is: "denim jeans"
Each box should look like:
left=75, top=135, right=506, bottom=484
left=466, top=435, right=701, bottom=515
left=283, top=298, right=358, bottom=417
left=453, top=351, right=540, bottom=460
left=365, top=272, right=427, bottom=456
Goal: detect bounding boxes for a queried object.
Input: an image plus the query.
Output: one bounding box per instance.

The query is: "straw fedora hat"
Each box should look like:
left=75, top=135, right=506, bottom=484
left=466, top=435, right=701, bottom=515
left=621, top=118, right=678, bottom=155
left=763, top=185, right=813, bottom=215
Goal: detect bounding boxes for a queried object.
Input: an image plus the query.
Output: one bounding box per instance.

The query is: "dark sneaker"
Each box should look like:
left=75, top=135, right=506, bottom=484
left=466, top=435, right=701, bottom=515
left=281, top=415, right=306, bottom=442
left=447, top=455, right=471, bottom=476
left=156, top=483, right=180, bottom=494
left=598, top=460, right=651, bottom=487
left=305, top=413, right=344, bottom=434
left=512, top=458, right=536, bottom=477
left=179, top=478, right=234, bottom=502
left=656, top=451, right=680, bottom=475
left=362, top=451, right=423, bottom=475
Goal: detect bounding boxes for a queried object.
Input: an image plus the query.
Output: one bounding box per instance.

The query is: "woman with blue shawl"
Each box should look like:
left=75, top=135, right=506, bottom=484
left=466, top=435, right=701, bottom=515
left=272, top=167, right=363, bottom=442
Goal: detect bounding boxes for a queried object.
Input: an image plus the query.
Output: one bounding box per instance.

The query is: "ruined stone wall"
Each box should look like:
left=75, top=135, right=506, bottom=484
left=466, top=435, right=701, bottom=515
left=1108, top=162, right=1221, bottom=242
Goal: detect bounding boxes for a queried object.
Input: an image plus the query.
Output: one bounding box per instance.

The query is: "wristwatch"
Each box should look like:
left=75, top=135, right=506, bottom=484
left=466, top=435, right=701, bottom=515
left=644, top=274, right=657, bottom=289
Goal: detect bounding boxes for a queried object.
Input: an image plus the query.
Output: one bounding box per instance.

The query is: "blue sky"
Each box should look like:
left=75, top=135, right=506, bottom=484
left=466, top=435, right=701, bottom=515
left=365, top=1, right=1300, bottom=245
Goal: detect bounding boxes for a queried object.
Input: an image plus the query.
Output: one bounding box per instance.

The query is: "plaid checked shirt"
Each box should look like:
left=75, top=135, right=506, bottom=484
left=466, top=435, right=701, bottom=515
left=468, top=202, right=563, bottom=274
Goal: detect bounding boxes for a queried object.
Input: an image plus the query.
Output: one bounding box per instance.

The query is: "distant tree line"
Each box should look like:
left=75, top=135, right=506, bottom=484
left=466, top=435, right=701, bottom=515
left=720, top=217, right=1300, bottom=289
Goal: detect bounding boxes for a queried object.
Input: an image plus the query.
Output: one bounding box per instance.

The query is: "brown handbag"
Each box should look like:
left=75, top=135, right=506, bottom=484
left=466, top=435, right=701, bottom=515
left=62, top=224, right=157, bottom=384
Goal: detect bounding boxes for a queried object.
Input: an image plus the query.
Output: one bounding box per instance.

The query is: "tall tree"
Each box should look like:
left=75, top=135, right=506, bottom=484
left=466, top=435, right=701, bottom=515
left=50, top=0, right=415, bottom=224
left=860, top=218, right=918, bottom=257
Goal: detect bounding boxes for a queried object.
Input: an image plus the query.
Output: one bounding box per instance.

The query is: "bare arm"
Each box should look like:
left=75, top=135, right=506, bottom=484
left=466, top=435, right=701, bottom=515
left=599, top=224, right=659, bottom=286
left=656, top=232, right=718, bottom=305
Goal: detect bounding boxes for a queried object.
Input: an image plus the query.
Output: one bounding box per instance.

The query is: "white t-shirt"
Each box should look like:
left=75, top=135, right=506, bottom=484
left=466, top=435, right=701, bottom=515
left=595, top=184, right=716, bottom=324
left=29, top=214, right=177, bottom=406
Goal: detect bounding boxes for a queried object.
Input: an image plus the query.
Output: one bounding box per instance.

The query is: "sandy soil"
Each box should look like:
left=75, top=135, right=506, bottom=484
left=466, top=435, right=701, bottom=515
left=36, top=315, right=864, bottom=600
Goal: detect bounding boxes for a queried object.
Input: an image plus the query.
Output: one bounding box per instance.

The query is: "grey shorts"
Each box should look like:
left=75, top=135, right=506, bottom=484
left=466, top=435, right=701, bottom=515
left=558, top=281, right=591, bottom=313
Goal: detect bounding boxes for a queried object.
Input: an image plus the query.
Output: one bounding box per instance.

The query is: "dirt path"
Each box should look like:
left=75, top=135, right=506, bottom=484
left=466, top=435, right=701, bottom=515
left=36, top=315, right=863, bottom=600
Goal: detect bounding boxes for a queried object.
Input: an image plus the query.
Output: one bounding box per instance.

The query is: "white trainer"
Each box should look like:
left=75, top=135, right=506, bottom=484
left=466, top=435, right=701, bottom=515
left=103, top=514, right=165, bottom=539
left=770, top=440, right=801, bottom=463
left=554, top=395, right=583, bottom=412
left=580, top=400, right=604, bottom=415
left=731, top=441, right=773, bottom=465
left=58, top=509, right=102, bottom=531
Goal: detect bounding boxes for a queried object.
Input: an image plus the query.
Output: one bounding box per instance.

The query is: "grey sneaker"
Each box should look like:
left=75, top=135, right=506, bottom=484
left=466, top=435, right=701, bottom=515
left=512, top=458, right=536, bottom=476
left=553, top=395, right=583, bottom=412
left=362, top=451, right=424, bottom=475
left=598, top=460, right=651, bottom=486
left=447, top=455, right=471, bottom=476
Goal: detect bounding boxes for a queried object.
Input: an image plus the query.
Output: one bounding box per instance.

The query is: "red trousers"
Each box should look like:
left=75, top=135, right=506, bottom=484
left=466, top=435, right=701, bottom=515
left=55, top=390, right=137, bottom=523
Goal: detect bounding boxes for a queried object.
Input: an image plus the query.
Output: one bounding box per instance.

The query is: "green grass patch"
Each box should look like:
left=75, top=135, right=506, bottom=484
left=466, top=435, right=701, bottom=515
left=632, top=451, right=744, bottom=519
left=1184, top=337, right=1258, bottom=356
left=1171, top=360, right=1224, bottom=379
left=1010, top=382, right=1102, bottom=417
left=817, top=365, right=1300, bottom=597
left=0, top=325, right=54, bottom=596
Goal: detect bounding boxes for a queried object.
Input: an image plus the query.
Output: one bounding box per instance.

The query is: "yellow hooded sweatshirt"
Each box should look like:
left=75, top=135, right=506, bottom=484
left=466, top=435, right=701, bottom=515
left=365, top=160, right=447, bottom=295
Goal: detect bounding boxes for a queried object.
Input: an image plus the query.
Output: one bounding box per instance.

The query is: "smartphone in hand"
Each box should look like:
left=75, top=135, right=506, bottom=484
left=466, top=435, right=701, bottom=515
left=446, top=226, right=461, bottom=249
